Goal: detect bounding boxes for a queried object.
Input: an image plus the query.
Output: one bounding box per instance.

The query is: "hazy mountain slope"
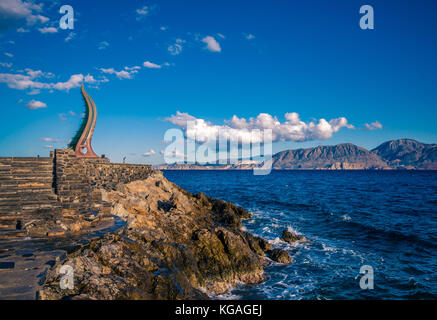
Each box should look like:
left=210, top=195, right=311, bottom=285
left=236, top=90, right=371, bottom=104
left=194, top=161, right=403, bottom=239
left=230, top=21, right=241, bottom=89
left=157, top=139, right=437, bottom=170
left=372, top=139, right=437, bottom=169
left=271, top=143, right=388, bottom=170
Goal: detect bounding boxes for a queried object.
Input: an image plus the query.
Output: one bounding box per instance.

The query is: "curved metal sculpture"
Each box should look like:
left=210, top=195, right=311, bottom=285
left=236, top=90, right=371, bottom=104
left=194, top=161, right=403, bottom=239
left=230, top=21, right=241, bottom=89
left=68, top=84, right=99, bottom=158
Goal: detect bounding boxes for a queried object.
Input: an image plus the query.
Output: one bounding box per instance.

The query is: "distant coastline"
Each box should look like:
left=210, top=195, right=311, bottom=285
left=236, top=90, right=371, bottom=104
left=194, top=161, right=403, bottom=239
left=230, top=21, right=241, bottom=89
left=156, top=139, right=437, bottom=171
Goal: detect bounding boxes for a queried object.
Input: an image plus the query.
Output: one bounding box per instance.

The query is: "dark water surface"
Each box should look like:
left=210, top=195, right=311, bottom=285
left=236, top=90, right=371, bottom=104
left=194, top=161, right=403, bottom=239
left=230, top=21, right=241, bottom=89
left=162, top=170, right=437, bottom=300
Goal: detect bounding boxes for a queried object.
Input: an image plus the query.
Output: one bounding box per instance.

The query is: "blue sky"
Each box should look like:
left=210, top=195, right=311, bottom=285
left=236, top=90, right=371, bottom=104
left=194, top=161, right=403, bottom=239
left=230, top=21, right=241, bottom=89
left=0, top=0, right=436, bottom=164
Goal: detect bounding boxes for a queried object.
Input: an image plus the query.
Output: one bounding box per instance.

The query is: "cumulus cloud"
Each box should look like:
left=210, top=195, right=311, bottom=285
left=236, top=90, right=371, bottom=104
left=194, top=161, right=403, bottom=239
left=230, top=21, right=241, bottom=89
left=99, top=67, right=137, bottom=80
left=0, top=0, right=49, bottom=33
left=202, top=36, right=221, bottom=52
left=245, top=33, right=255, bottom=40
left=0, top=70, right=84, bottom=92
left=52, top=74, right=83, bottom=91
left=38, top=26, right=57, bottom=33
left=166, top=111, right=354, bottom=143
left=25, top=99, right=46, bottom=110
left=0, top=62, right=12, bottom=68
left=143, top=61, right=161, bottom=69
left=142, top=149, right=156, bottom=157
left=168, top=39, right=185, bottom=55
left=364, top=121, right=383, bottom=130
left=84, top=74, right=96, bottom=83
left=125, top=66, right=141, bottom=71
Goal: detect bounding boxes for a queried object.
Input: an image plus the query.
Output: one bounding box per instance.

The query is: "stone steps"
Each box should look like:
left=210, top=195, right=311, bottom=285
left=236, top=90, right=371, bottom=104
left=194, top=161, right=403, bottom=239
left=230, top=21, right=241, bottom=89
left=0, top=157, right=60, bottom=223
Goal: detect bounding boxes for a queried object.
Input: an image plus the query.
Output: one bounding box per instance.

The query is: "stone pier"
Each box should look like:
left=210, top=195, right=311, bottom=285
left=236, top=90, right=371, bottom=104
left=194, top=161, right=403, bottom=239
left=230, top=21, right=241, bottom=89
left=0, top=149, right=154, bottom=238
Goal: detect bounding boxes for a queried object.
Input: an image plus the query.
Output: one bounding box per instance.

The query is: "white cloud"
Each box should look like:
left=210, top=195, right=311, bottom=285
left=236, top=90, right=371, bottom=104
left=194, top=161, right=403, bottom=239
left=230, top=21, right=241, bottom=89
left=44, top=145, right=54, bottom=149
left=24, top=68, right=54, bottom=79
left=0, top=69, right=84, bottom=92
left=27, top=88, right=40, bottom=95
left=99, top=67, right=137, bottom=80
left=84, top=74, right=96, bottom=83
left=16, top=27, right=28, bottom=32
left=52, top=74, right=83, bottom=91
left=217, top=33, right=225, bottom=39
left=166, top=111, right=354, bottom=143
left=41, top=137, right=64, bottom=143
left=4, top=52, right=13, bottom=58
left=364, top=121, right=383, bottom=130
left=202, top=36, right=221, bottom=52
left=97, top=41, right=109, bottom=50
left=65, top=31, right=75, bottom=42
left=136, top=5, right=149, bottom=17
left=245, top=33, right=255, bottom=40
left=142, top=149, right=156, bottom=157
left=35, top=15, right=48, bottom=24
left=38, top=27, right=57, bottom=33
left=168, top=39, right=185, bottom=55
left=0, top=72, right=51, bottom=90
left=25, top=99, right=46, bottom=110
left=67, top=110, right=84, bottom=118
left=125, top=66, right=141, bottom=71
left=143, top=61, right=161, bottom=69
left=168, top=44, right=182, bottom=55
left=160, top=26, right=167, bottom=31
left=0, top=62, right=12, bottom=68
left=0, top=0, right=48, bottom=33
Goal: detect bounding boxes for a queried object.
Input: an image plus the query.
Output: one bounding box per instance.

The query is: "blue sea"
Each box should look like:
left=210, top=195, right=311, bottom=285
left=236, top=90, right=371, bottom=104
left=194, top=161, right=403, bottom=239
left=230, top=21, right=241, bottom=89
left=162, top=170, right=437, bottom=300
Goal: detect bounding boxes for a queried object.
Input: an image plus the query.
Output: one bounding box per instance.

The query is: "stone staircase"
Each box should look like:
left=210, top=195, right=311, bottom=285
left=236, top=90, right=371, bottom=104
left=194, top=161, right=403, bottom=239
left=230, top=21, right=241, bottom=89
left=0, top=157, right=61, bottom=239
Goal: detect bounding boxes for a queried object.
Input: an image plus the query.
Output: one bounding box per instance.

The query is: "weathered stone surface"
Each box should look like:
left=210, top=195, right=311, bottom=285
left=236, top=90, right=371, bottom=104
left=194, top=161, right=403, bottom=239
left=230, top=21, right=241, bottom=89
left=0, top=150, right=153, bottom=238
left=281, top=229, right=308, bottom=243
left=267, top=249, right=292, bottom=264
left=39, top=171, right=287, bottom=300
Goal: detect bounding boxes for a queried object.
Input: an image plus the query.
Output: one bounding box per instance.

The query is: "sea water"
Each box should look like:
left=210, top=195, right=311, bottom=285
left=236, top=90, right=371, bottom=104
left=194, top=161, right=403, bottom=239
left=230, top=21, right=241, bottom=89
left=163, top=170, right=437, bottom=300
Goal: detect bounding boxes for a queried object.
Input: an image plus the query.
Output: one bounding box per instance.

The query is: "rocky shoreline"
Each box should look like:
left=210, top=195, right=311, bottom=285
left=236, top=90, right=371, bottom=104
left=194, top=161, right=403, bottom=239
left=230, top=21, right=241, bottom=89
left=38, top=171, right=293, bottom=300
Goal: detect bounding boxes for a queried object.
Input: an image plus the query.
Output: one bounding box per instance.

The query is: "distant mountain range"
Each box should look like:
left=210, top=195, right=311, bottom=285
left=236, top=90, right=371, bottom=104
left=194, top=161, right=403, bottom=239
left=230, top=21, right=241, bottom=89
left=157, top=139, right=437, bottom=170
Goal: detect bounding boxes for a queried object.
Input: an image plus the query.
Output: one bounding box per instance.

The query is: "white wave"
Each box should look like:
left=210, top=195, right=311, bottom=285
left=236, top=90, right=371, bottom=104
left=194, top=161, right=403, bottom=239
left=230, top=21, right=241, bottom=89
left=321, top=243, right=337, bottom=252
left=287, top=225, right=303, bottom=235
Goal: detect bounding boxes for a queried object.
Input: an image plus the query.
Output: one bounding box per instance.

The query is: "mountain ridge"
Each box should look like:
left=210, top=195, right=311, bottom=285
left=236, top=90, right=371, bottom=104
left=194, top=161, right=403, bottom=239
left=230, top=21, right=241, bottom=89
left=156, top=139, right=437, bottom=170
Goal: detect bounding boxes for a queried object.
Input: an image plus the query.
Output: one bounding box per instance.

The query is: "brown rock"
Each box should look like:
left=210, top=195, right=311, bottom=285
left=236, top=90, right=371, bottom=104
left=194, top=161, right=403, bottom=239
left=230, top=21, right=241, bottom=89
left=281, top=229, right=308, bottom=243
left=39, top=171, right=268, bottom=300
left=267, top=249, right=292, bottom=264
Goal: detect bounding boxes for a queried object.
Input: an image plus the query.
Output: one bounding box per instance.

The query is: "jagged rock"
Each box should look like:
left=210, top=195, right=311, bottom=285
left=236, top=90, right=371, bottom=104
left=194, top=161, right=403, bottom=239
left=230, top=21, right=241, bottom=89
left=241, top=231, right=271, bottom=256
left=39, top=171, right=272, bottom=300
left=281, top=230, right=308, bottom=243
left=267, top=249, right=292, bottom=264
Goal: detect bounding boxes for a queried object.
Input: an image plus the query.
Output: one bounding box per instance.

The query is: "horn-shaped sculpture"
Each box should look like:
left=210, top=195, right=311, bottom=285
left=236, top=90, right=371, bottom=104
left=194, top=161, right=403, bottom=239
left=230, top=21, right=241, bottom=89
left=68, top=84, right=99, bottom=158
